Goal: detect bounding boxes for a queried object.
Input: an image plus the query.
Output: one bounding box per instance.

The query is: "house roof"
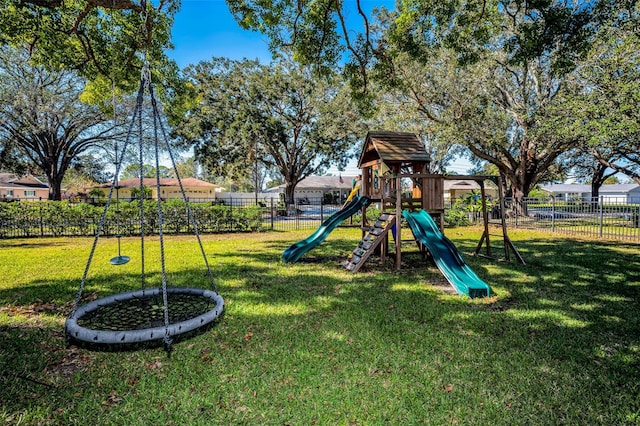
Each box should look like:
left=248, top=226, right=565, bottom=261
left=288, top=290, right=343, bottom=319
left=98, top=177, right=218, bottom=189
left=443, top=179, right=498, bottom=193
left=267, top=175, right=356, bottom=192
left=541, top=183, right=640, bottom=194
left=444, top=180, right=481, bottom=191
left=541, top=184, right=592, bottom=194
left=599, top=184, right=640, bottom=194
left=0, top=173, right=48, bottom=189
left=358, top=131, right=431, bottom=167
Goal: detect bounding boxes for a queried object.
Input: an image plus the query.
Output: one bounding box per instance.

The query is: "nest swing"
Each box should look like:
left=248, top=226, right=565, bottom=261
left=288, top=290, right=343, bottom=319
left=65, top=24, right=224, bottom=353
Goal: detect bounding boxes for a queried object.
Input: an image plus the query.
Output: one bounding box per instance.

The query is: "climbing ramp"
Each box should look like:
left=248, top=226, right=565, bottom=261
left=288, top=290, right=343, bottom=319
left=343, top=213, right=396, bottom=272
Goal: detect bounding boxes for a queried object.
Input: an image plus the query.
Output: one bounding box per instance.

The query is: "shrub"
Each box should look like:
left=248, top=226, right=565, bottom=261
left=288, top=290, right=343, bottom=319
left=350, top=205, right=381, bottom=226
left=0, top=198, right=267, bottom=238
left=444, top=207, right=470, bottom=227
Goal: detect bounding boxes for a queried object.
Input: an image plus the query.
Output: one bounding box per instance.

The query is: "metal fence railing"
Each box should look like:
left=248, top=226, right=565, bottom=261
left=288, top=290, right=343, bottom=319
left=0, top=197, right=355, bottom=238
left=493, top=196, right=640, bottom=242
left=4, top=195, right=638, bottom=242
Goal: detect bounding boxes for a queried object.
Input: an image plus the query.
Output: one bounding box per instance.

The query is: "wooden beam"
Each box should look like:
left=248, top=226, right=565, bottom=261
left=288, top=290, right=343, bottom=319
left=395, top=175, right=402, bottom=270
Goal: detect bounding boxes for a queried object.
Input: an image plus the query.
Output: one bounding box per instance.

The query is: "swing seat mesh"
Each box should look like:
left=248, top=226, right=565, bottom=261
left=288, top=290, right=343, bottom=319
left=66, top=287, right=223, bottom=345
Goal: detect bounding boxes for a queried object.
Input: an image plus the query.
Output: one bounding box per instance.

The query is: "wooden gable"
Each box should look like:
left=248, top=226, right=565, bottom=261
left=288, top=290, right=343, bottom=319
left=358, top=131, right=431, bottom=168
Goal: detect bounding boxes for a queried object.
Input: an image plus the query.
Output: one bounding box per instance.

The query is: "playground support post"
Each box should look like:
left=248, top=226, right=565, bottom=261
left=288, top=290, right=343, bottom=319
left=480, top=180, right=491, bottom=258
left=474, top=175, right=526, bottom=265
left=498, top=175, right=511, bottom=262
left=395, top=174, right=402, bottom=270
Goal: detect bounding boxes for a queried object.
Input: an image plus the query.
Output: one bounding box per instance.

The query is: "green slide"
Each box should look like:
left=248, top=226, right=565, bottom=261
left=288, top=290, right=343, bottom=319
left=402, top=210, right=491, bottom=298
left=283, top=196, right=370, bottom=263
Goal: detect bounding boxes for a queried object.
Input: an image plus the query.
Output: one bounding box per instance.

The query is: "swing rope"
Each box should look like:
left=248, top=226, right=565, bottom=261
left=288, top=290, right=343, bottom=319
left=67, top=0, right=223, bottom=354
left=70, top=75, right=147, bottom=318
left=142, top=60, right=173, bottom=351
left=110, top=37, right=129, bottom=266
left=147, top=75, right=218, bottom=294
left=137, top=68, right=146, bottom=290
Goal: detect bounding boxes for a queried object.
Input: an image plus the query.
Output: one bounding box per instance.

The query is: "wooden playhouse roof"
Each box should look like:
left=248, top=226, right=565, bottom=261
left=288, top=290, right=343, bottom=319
left=358, top=131, right=431, bottom=167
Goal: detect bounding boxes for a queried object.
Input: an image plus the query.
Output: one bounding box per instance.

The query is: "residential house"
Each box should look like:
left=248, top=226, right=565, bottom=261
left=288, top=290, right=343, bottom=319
left=541, top=183, right=640, bottom=204
left=444, top=179, right=498, bottom=206
left=93, top=177, right=220, bottom=201
left=0, top=173, right=49, bottom=201
left=266, top=175, right=357, bottom=204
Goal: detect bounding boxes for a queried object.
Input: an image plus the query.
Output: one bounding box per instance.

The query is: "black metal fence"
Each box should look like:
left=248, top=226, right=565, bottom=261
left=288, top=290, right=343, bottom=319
left=492, top=197, right=640, bottom=242
left=0, top=197, right=358, bottom=238
left=3, top=195, right=639, bottom=242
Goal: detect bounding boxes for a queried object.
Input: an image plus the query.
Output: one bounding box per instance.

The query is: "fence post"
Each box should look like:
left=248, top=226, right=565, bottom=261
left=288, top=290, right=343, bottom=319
left=270, top=198, right=274, bottom=230
left=39, top=198, right=44, bottom=237
left=551, top=196, right=555, bottom=232
left=599, top=196, right=604, bottom=237
left=320, top=198, right=324, bottom=223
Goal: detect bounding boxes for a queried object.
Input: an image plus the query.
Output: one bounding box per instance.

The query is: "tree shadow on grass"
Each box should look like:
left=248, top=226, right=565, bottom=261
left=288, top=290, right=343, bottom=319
left=445, top=236, right=640, bottom=398
left=1, top=234, right=639, bottom=423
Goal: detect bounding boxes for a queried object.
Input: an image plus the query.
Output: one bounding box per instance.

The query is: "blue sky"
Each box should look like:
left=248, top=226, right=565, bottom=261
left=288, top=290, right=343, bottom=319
left=167, top=1, right=474, bottom=175
left=169, top=0, right=272, bottom=68
left=168, top=0, right=397, bottom=68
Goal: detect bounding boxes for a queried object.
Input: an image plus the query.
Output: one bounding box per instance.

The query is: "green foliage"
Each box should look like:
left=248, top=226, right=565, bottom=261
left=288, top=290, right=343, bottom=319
left=547, top=2, right=640, bottom=182
left=444, top=205, right=470, bottom=227
left=373, top=2, right=602, bottom=208
left=0, top=199, right=266, bottom=237
left=120, top=164, right=155, bottom=180
left=227, top=0, right=343, bottom=76
left=175, top=56, right=366, bottom=204
left=350, top=205, right=381, bottom=226
left=88, top=188, right=106, bottom=198
left=0, top=46, right=124, bottom=200
left=444, top=191, right=495, bottom=227
left=0, top=201, right=102, bottom=237
left=527, top=186, right=549, bottom=199
left=130, top=186, right=152, bottom=200
left=0, top=0, right=180, bottom=97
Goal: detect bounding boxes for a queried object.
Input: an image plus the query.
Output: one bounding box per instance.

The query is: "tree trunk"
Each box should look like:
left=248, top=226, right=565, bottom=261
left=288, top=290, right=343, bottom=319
left=47, top=173, right=64, bottom=201
left=511, top=186, right=526, bottom=217
left=284, top=183, right=296, bottom=210
left=498, top=164, right=530, bottom=217
left=590, top=162, right=608, bottom=200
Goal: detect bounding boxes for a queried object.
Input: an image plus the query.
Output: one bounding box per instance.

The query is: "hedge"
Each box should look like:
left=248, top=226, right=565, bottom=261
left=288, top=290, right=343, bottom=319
left=0, top=200, right=265, bottom=238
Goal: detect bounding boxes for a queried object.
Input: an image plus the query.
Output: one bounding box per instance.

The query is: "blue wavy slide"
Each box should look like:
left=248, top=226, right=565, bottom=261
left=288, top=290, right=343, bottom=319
left=402, top=210, right=491, bottom=298
left=283, top=196, right=370, bottom=263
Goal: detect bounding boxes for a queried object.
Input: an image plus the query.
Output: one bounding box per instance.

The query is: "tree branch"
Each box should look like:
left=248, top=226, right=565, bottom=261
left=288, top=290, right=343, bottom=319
left=335, top=1, right=368, bottom=91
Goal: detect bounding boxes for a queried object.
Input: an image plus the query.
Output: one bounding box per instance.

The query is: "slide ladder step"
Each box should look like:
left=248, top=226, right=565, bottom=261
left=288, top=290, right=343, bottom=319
left=343, top=213, right=396, bottom=273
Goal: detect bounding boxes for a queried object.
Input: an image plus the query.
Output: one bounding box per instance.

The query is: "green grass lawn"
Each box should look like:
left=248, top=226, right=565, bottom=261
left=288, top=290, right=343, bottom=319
left=1, top=227, right=639, bottom=425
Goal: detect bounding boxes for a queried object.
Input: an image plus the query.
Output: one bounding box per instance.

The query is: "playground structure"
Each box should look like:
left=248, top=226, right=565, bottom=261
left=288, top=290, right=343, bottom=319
left=284, top=131, right=524, bottom=298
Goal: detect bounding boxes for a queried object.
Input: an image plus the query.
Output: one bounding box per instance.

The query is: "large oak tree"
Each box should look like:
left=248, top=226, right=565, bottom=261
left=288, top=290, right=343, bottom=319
left=228, top=0, right=599, bottom=213
left=553, top=1, right=640, bottom=184
left=0, top=46, right=124, bottom=199
left=174, top=56, right=366, bottom=205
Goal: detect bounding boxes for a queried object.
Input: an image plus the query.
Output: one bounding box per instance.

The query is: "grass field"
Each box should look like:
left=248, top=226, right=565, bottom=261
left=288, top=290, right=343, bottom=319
left=1, top=226, right=639, bottom=425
